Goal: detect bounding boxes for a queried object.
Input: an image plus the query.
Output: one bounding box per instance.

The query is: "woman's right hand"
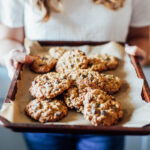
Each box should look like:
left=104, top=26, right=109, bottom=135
left=4, top=49, right=34, bottom=79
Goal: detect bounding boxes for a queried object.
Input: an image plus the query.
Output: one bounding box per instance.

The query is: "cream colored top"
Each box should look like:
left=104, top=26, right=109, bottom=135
left=0, top=0, right=150, bottom=42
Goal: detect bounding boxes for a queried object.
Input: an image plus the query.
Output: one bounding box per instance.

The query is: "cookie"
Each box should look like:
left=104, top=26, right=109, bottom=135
left=83, top=89, right=123, bottom=126
left=72, top=92, right=87, bottom=113
left=30, top=55, right=57, bottom=73
left=29, top=72, right=71, bottom=99
left=63, top=86, right=90, bottom=113
left=101, top=74, right=122, bottom=94
left=25, top=99, right=68, bottom=123
left=69, top=69, right=105, bottom=90
left=49, top=47, right=67, bottom=59
left=63, top=85, right=79, bottom=109
left=88, top=54, right=118, bottom=72
left=56, top=50, right=88, bottom=73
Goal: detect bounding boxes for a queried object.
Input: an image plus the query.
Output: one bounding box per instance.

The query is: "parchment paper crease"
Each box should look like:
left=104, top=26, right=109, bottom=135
left=1, top=39, right=150, bottom=127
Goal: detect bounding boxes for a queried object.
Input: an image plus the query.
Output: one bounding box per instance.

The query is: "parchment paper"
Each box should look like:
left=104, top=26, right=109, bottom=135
left=1, top=39, right=150, bottom=127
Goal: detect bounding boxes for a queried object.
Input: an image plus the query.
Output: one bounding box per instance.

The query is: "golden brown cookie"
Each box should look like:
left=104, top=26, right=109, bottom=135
left=56, top=50, right=88, bottom=73
left=88, top=54, right=118, bottom=72
left=63, top=85, right=79, bottom=109
left=30, top=55, right=57, bottom=73
left=69, top=69, right=105, bottom=90
left=29, top=72, right=71, bottom=99
left=63, top=86, right=90, bottom=113
left=49, top=47, right=67, bottom=59
left=101, top=74, right=122, bottom=94
left=71, top=93, right=86, bottom=113
left=25, top=99, right=68, bottom=123
left=83, top=89, right=123, bottom=126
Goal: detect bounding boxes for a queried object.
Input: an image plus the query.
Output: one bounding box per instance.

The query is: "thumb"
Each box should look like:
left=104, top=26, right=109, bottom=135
left=25, top=55, right=35, bottom=64
left=14, top=53, right=35, bottom=64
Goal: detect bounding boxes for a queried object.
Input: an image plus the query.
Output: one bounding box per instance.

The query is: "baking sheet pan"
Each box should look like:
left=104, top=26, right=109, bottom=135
left=0, top=40, right=150, bottom=134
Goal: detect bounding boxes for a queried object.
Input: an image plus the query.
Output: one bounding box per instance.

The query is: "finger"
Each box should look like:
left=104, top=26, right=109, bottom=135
left=14, top=53, right=34, bottom=64
left=9, top=49, right=34, bottom=64
left=25, top=55, right=35, bottom=64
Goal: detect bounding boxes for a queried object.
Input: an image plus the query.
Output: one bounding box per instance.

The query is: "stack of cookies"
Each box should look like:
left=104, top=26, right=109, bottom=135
left=25, top=47, right=123, bottom=126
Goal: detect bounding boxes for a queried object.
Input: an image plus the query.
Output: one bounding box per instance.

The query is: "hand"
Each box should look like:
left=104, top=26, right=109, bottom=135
left=4, top=49, right=34, bottom=79
left=125, top=44, right=146, bottom=59
left=125, top=44, right=147, bottom=65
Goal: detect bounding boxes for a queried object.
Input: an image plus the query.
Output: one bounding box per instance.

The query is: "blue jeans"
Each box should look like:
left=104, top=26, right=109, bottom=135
left=24, top=133, right=124, bottom=150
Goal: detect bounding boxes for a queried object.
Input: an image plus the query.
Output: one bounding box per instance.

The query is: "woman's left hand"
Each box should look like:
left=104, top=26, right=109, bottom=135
left=125, top=44, right=146, bottom=59
left=125, top=44, right=147, bottom=64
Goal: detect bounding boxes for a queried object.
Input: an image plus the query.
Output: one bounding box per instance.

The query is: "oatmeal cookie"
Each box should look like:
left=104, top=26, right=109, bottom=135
left=29, top=72, right=71, bottom=99
left=56, top=50, right=88, bottom=73
left=83, top=89, right=123, bottom=126
left=69, top=69, right=105, bottom=89
left=71, top=89, right=89, bottom=113
left=30, top=55, right=57, bottom=73
left=49, top=47, right=67, bottom=59
left=63, top=86, right=90, bottom=113
left=101, top=74, right=122, bottom=94
left=63, top=85, right=79, bottom=109
left=25, top=99, right=68, bottom=123
left=88, top=54, right=118, bottom=72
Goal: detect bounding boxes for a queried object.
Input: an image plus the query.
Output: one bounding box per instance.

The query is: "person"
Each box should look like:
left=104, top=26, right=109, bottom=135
left=0, top=0, right=149, bottom=150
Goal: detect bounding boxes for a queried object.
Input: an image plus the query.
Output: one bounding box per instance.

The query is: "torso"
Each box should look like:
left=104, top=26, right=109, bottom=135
left=24, top=0, right=132, bottom=42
